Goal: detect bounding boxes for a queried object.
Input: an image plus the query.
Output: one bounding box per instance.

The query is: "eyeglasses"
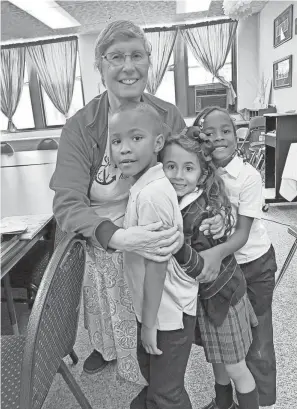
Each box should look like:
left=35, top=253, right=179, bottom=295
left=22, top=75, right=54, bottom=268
left=102, top=51, right=150, bottom=67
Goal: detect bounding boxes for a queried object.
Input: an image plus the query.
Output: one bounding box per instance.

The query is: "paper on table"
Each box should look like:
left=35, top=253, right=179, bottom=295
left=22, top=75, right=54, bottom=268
left=0, top=214, right=52, bottom=240
left=0, top=219, right=27, bottom=235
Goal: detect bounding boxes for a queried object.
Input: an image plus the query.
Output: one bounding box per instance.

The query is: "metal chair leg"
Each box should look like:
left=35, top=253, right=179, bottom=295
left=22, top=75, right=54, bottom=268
left=3, top=275, right=19, bottom=335
left=69, top=349, right=79, bottom=365
left=275, top=238, right=297, bottom=291
left=58, top=360, right=93, bottom=409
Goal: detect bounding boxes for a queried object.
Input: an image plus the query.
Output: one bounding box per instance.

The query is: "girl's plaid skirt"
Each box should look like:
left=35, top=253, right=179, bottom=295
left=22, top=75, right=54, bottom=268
left=196, top=293, right=258, bottom=364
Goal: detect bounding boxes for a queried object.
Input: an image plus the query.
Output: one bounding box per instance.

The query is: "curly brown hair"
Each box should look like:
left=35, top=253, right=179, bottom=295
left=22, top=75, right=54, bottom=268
left=161, top=127, right=234, bottom=235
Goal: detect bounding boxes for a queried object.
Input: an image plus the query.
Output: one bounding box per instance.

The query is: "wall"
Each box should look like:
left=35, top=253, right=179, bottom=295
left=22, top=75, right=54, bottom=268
left=237, top=14, right=260, bottom=111
left=259, top=1, right=297, bottom=112
left=237, top=1, right=297, bottom=113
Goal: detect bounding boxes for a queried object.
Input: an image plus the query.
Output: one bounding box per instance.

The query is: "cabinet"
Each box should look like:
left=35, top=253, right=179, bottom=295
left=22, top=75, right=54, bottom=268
left=264, top=113, right=297, bottom=204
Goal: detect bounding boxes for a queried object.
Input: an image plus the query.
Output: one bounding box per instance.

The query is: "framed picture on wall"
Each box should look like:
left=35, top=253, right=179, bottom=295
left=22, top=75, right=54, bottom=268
left=273, top=4, right=293, bottom=47
left=273, top=55, right=293, bottom=89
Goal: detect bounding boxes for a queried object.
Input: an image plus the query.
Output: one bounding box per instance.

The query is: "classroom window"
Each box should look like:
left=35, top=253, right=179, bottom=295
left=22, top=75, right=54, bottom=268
left=155, top=53, right=176, bottom=105
left=41, top=54, right=84, bottom=127
left=187, top=46, right=232, bottom=86
left=0, top=64, right=35, bottom=131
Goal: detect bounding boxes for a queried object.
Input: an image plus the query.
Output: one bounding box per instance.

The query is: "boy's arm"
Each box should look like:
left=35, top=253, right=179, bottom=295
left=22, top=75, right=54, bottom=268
left=136, top=194, right=176, bottom=354
left=142, top=260, right=167, bottom=329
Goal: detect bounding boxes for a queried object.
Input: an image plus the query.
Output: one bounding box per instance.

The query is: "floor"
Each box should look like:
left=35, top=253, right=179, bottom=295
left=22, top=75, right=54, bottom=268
left=2, top=203, right=297, bottom=409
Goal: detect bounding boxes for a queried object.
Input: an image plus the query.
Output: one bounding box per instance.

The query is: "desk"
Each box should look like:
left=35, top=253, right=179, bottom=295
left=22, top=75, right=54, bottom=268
left=1, top=163, right=55, bottom=334
left=1, top=163, right=55, bottom=217
left=264, top=113, right=297, bottom=204
left=184, top=117, right=249, bottom=128
left=1, top=150, right=57, bottom=168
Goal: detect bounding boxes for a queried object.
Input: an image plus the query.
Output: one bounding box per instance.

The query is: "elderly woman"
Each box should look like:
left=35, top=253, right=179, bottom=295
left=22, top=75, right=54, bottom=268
left=50, top=20, right=185, bottom=384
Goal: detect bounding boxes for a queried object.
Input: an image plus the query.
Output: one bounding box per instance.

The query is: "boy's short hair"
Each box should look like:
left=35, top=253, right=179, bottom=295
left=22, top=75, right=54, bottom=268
left=113, top=102, right=165, bottom=136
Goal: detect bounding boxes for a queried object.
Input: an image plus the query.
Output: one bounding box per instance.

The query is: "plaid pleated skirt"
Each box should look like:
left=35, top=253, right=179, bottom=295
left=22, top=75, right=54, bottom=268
left=196, top=293, right=258, bottom=364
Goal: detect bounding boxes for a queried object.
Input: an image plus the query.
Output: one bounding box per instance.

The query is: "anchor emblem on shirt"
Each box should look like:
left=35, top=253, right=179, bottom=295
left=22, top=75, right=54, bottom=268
left=95, top=154, right=116, bottom=185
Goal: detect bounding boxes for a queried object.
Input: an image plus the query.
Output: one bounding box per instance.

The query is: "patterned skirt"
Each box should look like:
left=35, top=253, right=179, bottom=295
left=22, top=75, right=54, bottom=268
left=196, top=293, right=258, bottom=365
left=83, top=244, right=146, bottom=385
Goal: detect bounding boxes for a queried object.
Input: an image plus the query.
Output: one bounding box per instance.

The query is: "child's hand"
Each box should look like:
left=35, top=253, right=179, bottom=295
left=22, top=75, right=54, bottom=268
left=141, top=324, right=162, bottom=355
left=198, top=247, right=223, bottom=283
left=199, top=213, right=225, bottom=239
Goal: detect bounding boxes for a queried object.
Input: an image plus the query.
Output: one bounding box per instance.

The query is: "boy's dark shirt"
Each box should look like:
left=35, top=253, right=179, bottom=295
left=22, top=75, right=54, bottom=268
left=175, top=194, right=246, bottom=326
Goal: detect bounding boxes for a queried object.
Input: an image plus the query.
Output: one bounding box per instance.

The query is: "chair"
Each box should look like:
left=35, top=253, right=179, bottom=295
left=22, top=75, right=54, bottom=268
left=1, top=234, right=93, bottom=409
left=5, top=219, right=79, bottom=364
left=248, top=116, right=266, bottom=171
left=236, top=127, right=249, bottom=141
left=37, top=138, right=59, bottom=150
left=237, top=116, right=266, bottom=170
left=1, top=142, right=14, bottom=154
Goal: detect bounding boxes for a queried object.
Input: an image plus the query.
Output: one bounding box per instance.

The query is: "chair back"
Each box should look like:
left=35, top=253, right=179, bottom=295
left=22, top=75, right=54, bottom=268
left=37, top=138, right=59, bottom=150
left=248, top=116, right=266, bottom=143
left=19, top=234, right=86, bottom=409
left=1, top=142, right=14, bottom=154
left=236, top=127, right=249, bottom=141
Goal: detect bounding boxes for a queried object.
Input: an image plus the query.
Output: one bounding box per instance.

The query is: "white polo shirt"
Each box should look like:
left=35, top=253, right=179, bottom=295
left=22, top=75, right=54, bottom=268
left=123, top=163, right=198, bottom=331
left=218, top=155, right=271, bottom=264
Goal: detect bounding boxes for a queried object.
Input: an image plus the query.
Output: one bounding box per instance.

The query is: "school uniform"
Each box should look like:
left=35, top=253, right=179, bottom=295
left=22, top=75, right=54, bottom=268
left=174, top=189, right=258, bottom=365
left=219, top=155, right=277, bottom=407
left=123, top=163, right=198, bottom=409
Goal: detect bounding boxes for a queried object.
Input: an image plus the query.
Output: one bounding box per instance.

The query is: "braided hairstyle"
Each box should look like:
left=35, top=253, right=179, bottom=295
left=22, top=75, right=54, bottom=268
left=161, top=126, right=234, bottom=236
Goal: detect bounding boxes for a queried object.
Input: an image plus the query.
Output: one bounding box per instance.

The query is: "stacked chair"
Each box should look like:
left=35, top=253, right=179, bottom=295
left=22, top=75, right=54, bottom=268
left=237, top=116, right=266, bottom=172
left=1, top=233, right=93, bottom=409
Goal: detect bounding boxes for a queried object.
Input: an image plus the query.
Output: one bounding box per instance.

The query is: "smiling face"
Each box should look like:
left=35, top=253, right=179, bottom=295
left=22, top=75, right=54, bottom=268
left=162, top=143, right=202, bottom=197
left=110, top=109, right=164, bottom=180
left=201, top=110, right=237, bottom=164
left=101, top=38, right=149, bottom=103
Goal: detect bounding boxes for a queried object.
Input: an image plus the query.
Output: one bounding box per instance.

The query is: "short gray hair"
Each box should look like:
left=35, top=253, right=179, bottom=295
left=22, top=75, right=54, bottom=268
left=94, top=20, right=152, bottom=75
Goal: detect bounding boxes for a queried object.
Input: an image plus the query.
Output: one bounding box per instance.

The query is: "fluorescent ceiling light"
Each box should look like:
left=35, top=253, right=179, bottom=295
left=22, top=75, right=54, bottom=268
left=9, top=0, right=81, bottom=29
left=176, top=0, right=212, bottom=14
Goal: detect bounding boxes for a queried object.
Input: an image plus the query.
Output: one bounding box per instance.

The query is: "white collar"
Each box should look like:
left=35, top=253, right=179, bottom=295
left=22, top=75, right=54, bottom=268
left=179, top=188, right=203, bottom=210
left=218, top=154, right=244, bottom=179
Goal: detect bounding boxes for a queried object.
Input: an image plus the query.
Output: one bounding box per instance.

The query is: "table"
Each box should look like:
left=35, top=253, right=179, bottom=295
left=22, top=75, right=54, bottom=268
left=1, top=163, right=55, bottom=334
left=1, top=163, right=55, bottom=217
left=184, top=116, right=249, bottom=128
left=1, top=149, right=57, bottom=168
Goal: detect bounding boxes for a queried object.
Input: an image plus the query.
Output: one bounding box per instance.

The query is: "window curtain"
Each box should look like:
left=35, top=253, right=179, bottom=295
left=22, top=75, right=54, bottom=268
left=181, top=21, right=238, bottom=105
left=26, top=38, right=77, bottom=119
left=145, top=29, right=177, bottom=95
left=1, top=47, right=25, bottom=131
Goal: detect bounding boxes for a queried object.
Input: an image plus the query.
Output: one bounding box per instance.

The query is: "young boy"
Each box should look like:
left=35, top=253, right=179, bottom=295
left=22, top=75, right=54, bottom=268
left=193, top=107, right=277, bottom=409
left=110, top=102, right=198, bottom=409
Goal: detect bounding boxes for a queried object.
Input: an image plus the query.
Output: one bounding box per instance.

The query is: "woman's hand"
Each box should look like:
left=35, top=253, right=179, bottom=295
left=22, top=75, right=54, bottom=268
left=199, top=213, right=225, bottom=239
left=141, top=324, right=162, bottom=355
left=109, top=222, right=182, bottom=262
left=197, top=247, right=223, bottom=283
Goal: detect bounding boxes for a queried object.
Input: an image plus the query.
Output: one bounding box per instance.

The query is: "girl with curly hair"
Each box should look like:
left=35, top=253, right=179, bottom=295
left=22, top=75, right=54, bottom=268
left=161, top=127, right=259, bottom=409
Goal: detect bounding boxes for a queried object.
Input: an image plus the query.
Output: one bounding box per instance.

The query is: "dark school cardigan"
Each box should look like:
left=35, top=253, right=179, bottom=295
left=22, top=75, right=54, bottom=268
left=175, top=194, right=246, bottom=326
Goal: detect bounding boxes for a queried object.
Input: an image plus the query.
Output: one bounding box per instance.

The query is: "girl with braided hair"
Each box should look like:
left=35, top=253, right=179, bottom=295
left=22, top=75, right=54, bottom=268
left=161, top=127, right=259, bottom=409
